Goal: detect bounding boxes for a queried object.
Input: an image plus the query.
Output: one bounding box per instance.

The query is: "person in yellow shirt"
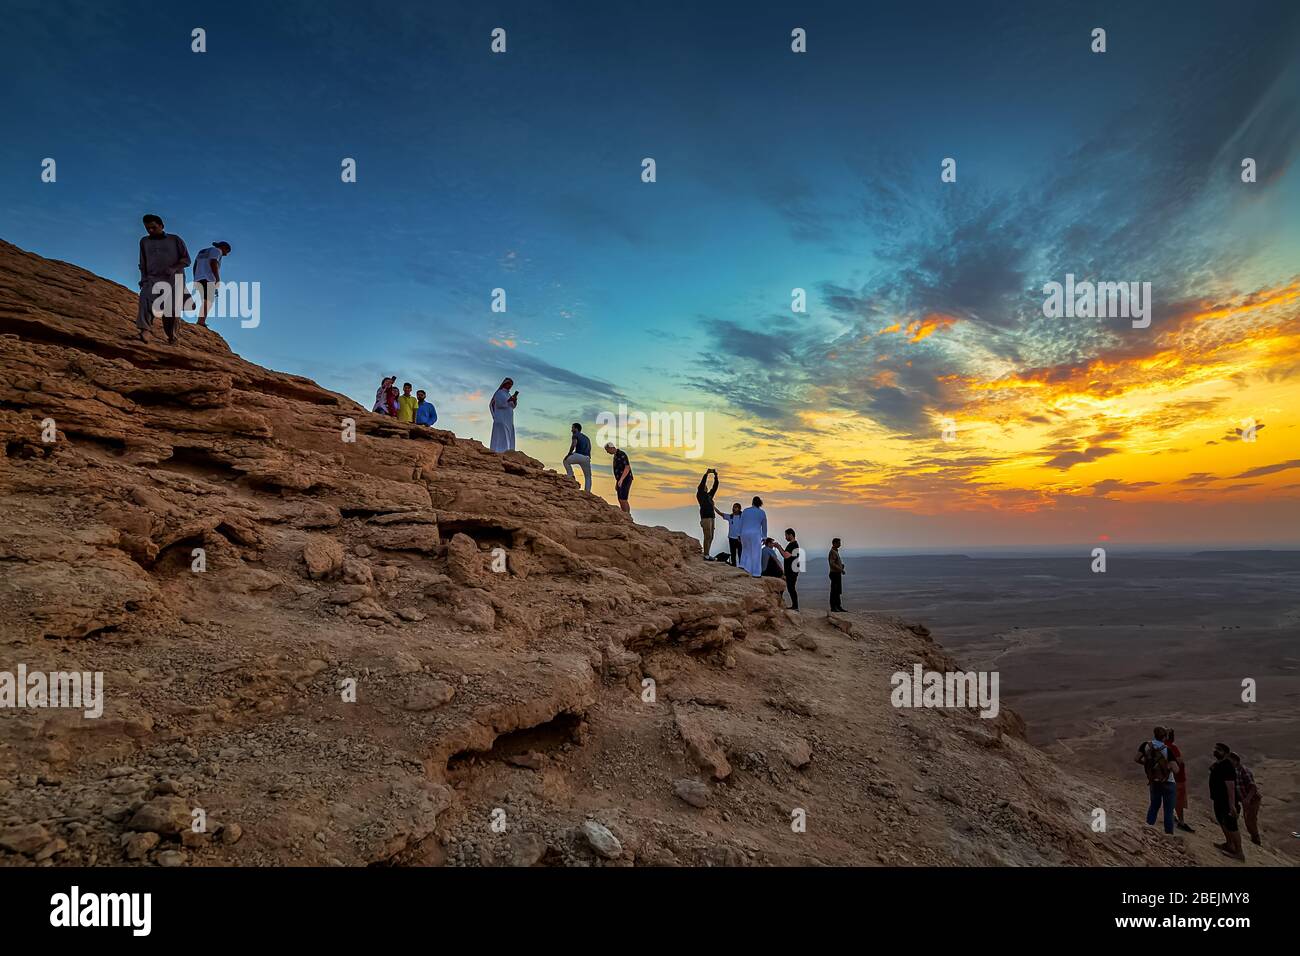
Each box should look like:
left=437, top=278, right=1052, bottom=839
left=397, top=382, right=418, bottom=423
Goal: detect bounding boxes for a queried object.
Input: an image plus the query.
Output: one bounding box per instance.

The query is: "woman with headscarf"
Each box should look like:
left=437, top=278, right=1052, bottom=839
left=737, top=496, right=768, bottom=577
left=373, top=375, right=396, bottom=415
left=489, top=377, right=518, bottom=452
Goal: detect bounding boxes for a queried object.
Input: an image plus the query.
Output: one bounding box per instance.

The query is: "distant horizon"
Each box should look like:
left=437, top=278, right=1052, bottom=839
left=806, top=546, right=1300, bottom=559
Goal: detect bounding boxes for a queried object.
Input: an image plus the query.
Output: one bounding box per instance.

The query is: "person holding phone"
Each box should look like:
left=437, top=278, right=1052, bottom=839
left=489, top=377, right=518, bottom=452
left=696, top=469, right=719, bottom=558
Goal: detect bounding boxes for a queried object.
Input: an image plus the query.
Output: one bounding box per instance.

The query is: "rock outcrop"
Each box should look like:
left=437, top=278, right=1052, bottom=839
left=2, top=238, right=1284, bottom=868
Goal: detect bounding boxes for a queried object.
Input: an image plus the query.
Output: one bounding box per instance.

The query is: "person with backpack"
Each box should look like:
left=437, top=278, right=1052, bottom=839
left=1165, top=728, right=1194, bottom=832
left=1135, top=726, right=1178, bottom=835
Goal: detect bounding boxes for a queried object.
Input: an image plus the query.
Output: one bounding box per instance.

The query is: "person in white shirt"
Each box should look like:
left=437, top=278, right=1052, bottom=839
left=192, top=241, right=230, bottom=326
left=716, top=502, right=743, bottom=566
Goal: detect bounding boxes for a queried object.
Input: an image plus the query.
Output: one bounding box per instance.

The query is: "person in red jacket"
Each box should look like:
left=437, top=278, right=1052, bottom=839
left=1166, top=728, right=1193, bottom=832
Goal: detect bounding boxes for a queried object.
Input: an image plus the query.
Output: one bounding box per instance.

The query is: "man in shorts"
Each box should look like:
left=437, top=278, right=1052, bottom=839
left=605, top=443, right=633, bottom=515
left=192, top=241, right=230, bottom=326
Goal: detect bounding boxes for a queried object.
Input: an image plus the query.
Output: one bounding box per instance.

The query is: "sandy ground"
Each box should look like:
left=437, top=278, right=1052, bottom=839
left=792, top=551, right=1300, bottom=862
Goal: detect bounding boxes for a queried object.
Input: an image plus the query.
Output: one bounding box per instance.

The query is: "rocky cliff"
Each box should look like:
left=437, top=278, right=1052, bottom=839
left=1, top=238, right=1277, bottom=867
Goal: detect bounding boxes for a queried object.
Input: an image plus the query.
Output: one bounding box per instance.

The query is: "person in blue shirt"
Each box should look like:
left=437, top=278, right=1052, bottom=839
left=414, top=389, right=438, bottom=426
left=563, top=422, right=593, bottom=492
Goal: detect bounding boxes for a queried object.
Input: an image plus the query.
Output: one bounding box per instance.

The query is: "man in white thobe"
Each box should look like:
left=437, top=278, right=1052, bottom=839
left=737, top=496, right=768, bottom=577
left=489, top=377, right=517, bottom=452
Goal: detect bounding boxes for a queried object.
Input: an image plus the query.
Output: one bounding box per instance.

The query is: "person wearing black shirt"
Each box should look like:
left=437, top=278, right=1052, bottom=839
left=1209, top=742, right=1244, bottom=860
left=828, top=537, right=846, bottom=611
left=779, top=528, right=801, bottom=610
left=696, top=469, right=718, bottom=559
left=605, top=443, right=633, bottom=515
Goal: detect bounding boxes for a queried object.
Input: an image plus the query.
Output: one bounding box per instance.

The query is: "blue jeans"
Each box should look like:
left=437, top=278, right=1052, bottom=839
left=1147, top=781, right=1176, bottom=833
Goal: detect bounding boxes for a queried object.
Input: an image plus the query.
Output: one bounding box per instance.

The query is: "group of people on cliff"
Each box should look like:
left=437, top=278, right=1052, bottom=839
left=371, top=376, right=438, bottom=426
left=1137, top=727, right=1265, bottom=860
left=693, top=470, right=847, bottom=614
left=134, top=214, right=230, bottom=344
left=368, top=376, right=841, bottom=609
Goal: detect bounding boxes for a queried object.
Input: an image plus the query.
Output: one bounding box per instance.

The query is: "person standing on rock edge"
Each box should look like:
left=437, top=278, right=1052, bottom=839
left=136, top=214, right=191, bottom=345
left=564, top=423, right=593, bottom=492
left=414, top=389, right=438, bottom=426
left=489, top=378, right=517, bottom=452
left=718, top=501, right=743, bottom=566
left=775, top=528, right=801, bottom=610
left=737, top=496, right=767, bottom=576
left=373, top=375, right=396, bottom=414
left=605, top=443, right=633, bottom=514
left=1210, top=742, right=1244, bottom=860
left=696, top=469, right=719, bottom=559
left=1229, top=751, right=1263, bottom=846
left=828, top=537, right=846, bottom=612
left=1165, top=728, right=1193, bottom=832
left=397, top=382, right=418, bottom=423
left=192, top=240, right=230, bottom=325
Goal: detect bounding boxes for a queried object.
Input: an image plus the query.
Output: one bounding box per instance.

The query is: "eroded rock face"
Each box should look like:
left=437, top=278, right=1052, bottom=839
left=0, top=238, right=791, bottom=866
left=0, top=239, right=1149, bottom=871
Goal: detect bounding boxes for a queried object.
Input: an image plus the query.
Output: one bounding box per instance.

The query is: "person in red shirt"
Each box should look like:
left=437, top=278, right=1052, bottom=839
left=1166, top=728, right=1194, bottom=832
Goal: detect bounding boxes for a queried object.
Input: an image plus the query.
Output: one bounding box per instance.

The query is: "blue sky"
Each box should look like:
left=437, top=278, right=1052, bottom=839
left=2, top=0, right=1297, bottom=548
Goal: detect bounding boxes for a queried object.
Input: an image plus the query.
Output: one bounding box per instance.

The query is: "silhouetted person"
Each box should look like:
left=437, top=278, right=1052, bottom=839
left=779, top=527, right=801, bottom=610
left=828, top=537, right=846, bottom=612
left=137, top=214, right=190, bottom=344
left=1166, top=728, right=1192, bottom=832
left=696, top=469, right=719, bottom=559
left=1210, top=742, right=1244, bottom=860
left=1229, top=751, right=1262, bottom=846
left=605, top=443, right=633, bottom=514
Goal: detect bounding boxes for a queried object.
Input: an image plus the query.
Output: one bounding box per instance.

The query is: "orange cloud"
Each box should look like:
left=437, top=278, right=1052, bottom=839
left=904, top=313, right=958, bottom=342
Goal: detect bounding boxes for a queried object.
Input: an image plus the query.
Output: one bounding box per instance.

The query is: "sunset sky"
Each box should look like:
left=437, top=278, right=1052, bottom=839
left=2, top=0, right=1297, bottom=549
